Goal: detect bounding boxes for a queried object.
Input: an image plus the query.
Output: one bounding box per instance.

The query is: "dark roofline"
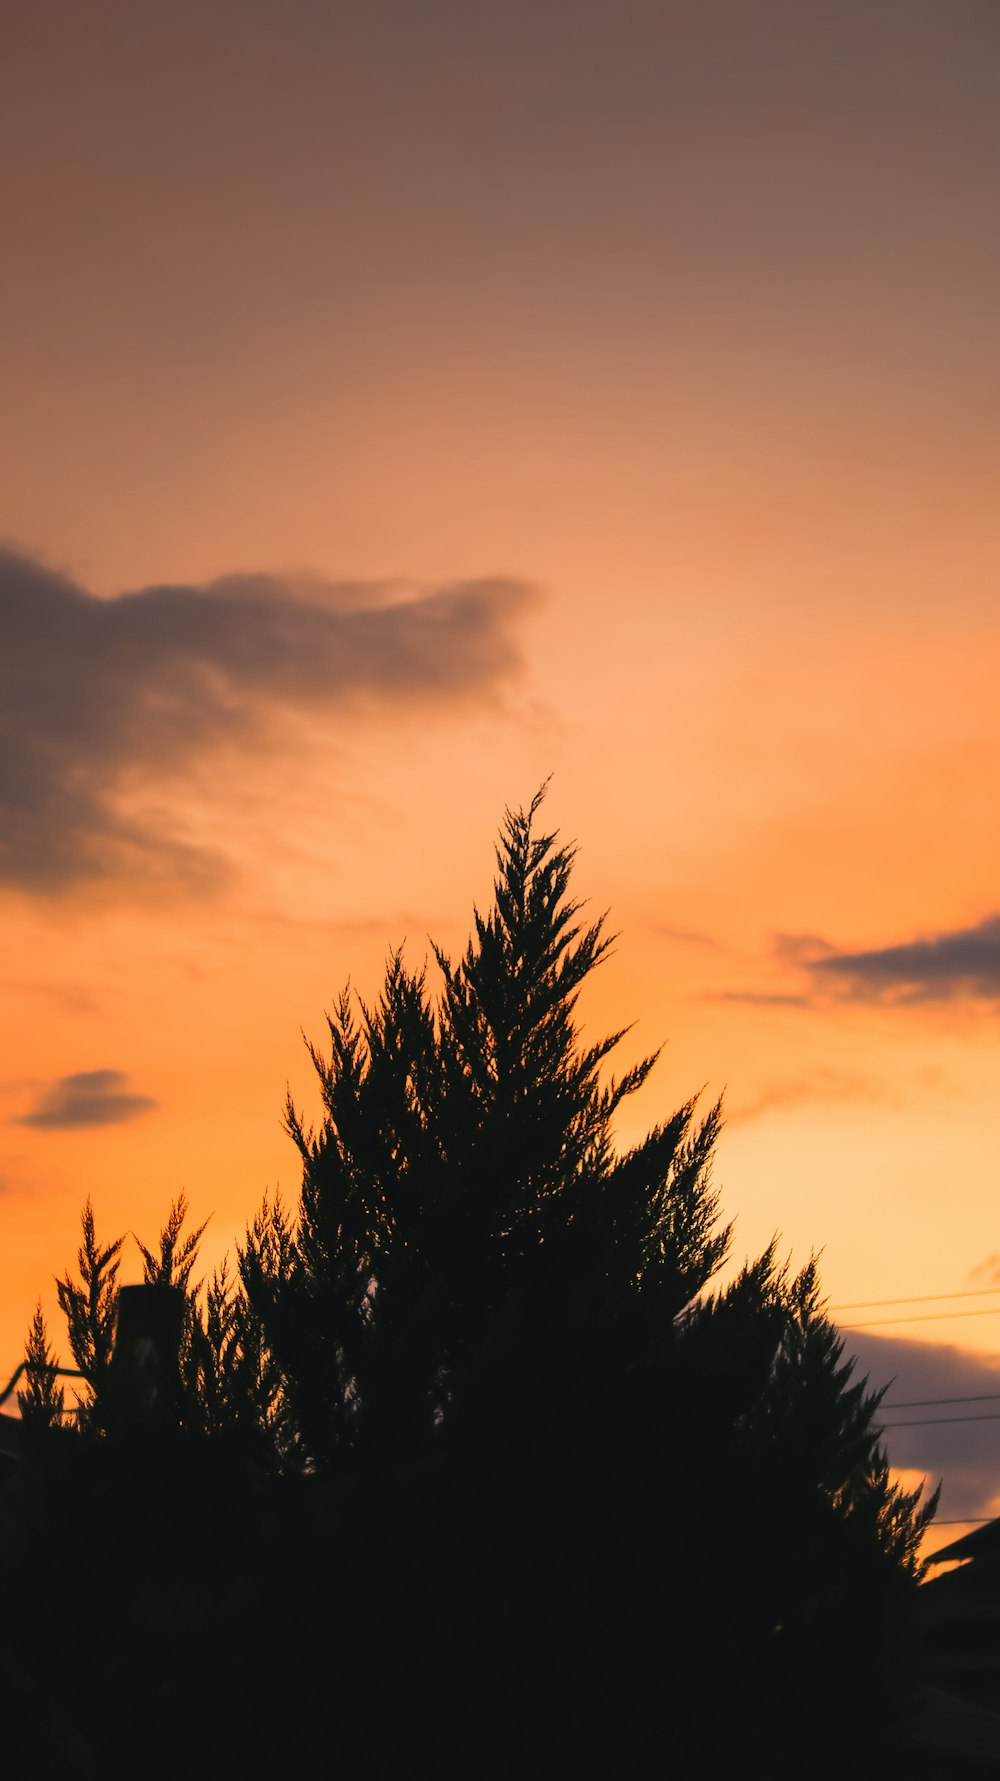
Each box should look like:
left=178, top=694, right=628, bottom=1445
left=927, top=1517, right=1000, bottom=1567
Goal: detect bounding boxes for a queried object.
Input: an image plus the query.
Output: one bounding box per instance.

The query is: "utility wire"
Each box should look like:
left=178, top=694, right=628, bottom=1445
left=882, top=1412, right=1000, bottom=1429
left=840, top=1307, right=1000, bottom=1328
left=883, top=1393, right=1000, bottom=1410
left=833, top=1288, right=1000, bottom=1311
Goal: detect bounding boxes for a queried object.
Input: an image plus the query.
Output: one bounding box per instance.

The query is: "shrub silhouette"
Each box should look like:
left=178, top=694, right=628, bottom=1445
left=4, top=791, right=936, bottom=1778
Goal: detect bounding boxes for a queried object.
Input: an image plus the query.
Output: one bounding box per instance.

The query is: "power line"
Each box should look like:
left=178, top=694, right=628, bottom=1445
left=883, top=1393, right=1000, bottom=1410
left=882, top=1412, right=1000, bottom=1429
left=833, top=1288, right=1000, bottom=1311
left=840, top=1307, right=1000, bottom=1328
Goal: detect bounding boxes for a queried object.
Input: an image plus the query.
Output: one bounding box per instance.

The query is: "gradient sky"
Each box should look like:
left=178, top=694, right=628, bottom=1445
left=3, top=0, right=999, bottom=1542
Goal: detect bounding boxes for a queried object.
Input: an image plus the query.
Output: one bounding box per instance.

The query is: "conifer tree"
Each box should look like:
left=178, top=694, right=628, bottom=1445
left=235, top=792, right=936, bottom=1771
left=44, top=1193, right=290, bottom=1457
left=256, top=789, right=732, bottom=1471
left=54, top=1199, right=123, bottom=1433
left=16, top=1304, right=65, bottom=1433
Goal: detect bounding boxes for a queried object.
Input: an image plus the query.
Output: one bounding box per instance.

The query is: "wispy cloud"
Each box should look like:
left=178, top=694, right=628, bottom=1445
left=0, top=547, right=537, bottom=896
left=712, top=934, right=837, bottom=1012
left=652, top=925, right=723, bottom=950
left=773, top=933, right=840, bottom=967
left=719, top=919, right=1000, bottom=1014
left=13, top=1069, right=158, bottom=1131
left=727, top=1066, right=897, bottom=1125
left=711, top=989, right=811, bottom=1009
left=805, top=914, right=1000, bottom=1004
left=0, top=979, right=101, bottom=1015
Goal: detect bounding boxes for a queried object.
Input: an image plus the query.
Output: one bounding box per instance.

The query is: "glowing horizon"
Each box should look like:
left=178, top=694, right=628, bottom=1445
left=3, top=1, right=999, bottom=1540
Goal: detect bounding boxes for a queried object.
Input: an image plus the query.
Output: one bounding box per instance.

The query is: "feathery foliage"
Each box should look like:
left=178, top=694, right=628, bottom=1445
left=16, top=1304, right=65, bottom=1432
left=54, top=1199, right=123, bottom=1431
left=264, top=790, right=733, bottom=1470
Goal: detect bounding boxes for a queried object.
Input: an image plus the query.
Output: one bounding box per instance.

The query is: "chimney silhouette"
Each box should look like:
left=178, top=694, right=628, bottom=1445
left=111, top=1284, right=185, bottom=1429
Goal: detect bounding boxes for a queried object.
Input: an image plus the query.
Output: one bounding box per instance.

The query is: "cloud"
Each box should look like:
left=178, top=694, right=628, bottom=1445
left=712, top=935, right=838, bottom=1012
left=839, top=1329, right=1000, bottom=1520
left=652, top=925, right=723, bottom=950
left=728, top=1061, right=950, bottom=1125
left=727, top=1065, right=895, bottom=1124
left=725, top=919, right=1000, bottom=1014
left=773, top=933, right=839, bottom=967
left=711, top=990, right=811, bottom=1009
left=14, top=1069, right=158, bottom=1131
left=0, top=547, right=537, bottom=895
left=0, top=979, right=101, bottom=1015
left=805, top=914, right=1000, bottom=1004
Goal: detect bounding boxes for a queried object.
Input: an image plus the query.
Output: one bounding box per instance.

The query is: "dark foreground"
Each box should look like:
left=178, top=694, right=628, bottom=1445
left=1, top=1425, right=965, bottom=1781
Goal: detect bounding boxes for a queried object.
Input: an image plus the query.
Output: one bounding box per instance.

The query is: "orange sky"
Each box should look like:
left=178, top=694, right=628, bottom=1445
left=2, top=0, right=999, bottom=1541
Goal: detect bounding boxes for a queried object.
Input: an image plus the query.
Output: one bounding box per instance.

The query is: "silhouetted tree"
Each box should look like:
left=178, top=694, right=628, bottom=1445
left=9, top=793, right=936, bottom=1778
left=16, top=1304, right=65, bottom=1435
left=236, top=790, right=935, bottom=1774
left=31, top=1193, right=278, bottom=1462
left=54, top=1198, right=122, bottom=1433
left=250, top=794, right=727, bottom=1462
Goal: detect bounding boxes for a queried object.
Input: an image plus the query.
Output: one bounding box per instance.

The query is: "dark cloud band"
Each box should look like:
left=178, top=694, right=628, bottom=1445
left=844, top=1329, right=1000, bottom=1521
left=14, top=1069, right=157, bottom=1131
left=0, top=548, right=537, bottom=895
left=808, top=915, right=1000, bottom=1003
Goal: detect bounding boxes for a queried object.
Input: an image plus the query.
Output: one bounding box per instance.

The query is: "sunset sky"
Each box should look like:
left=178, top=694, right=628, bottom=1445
left=3, top=0, right=999, bottom=1540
